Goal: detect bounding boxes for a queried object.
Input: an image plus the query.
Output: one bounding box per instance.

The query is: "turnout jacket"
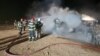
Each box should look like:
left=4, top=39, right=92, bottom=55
left=28, top=22, right=35, bottom=31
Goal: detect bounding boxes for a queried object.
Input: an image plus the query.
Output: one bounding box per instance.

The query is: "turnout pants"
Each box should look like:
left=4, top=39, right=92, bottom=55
left=18, top=27, right=23, bottom=36
left=29, top=30, right=35, bottom=41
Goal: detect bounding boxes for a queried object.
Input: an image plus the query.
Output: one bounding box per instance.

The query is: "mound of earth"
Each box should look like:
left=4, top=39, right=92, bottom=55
left=9, top=35, right=100, bottom=56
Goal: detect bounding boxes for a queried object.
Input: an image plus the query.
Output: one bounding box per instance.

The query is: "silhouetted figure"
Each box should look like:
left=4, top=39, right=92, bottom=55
left=17, top=21, right=23, bottom=37
left=23, top=20, right=27, bottom=31
left=35, top=18, right=43, bottom=39
left=14, top=20, right=17, bottom=29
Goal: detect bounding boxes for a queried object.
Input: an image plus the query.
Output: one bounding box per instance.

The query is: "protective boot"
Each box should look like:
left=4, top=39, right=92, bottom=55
left=32, top=37, right=35, bottom=41
left=35, top=31, right=38, bottom=39
left=38, top=32, right=41, bottom=39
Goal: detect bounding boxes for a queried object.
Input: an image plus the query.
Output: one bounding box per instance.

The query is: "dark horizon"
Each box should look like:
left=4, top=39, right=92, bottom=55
left=0, top=0, right=100, bottom=24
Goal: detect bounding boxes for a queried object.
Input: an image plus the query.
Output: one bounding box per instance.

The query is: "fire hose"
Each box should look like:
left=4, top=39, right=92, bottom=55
left=5, top=42, right=100, bottom=56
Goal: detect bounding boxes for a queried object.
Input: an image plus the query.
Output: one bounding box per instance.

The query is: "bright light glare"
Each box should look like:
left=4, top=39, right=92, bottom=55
left=82, top=14, right=96, bottom=21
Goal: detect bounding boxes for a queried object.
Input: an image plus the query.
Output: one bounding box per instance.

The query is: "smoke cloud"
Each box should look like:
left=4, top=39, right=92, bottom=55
left=27, top=0, right=94, bottom=43
left=40, top=5, right=92, bottom=43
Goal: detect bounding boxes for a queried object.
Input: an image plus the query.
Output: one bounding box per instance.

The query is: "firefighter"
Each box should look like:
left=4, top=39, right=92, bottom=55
left=14, top=20, right=17, bottom=29
left=17, top=20, right=23, bottom=37
left=23, top=19, right=27, bottom=31
left=54, top=18, right=61, bottom=30
left=35, top=18, right=43, bottom=39
left=28, top=19, right=36, bottom=41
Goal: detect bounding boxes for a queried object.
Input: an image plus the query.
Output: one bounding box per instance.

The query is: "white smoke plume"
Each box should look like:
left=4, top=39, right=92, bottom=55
left=38, top=4, right=92, bottom=43
left=41, top=5, right=82, bottom=34
left=27, top=0, right=94, bottom=43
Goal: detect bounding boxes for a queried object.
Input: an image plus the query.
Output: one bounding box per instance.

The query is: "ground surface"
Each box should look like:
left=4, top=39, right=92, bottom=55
left=0, top=25, right=100, bottom=56
left=0, top=25, right=20, bottom=56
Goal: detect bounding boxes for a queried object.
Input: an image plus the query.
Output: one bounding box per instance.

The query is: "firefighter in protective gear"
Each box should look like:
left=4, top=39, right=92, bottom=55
left=35, top=18, right=43, bottom=39
left=54, top=18, right=64, bottom=35
left=17, top=21, right=23, bottom=36
left=14, top=20, right=17, bottom=29
left=54, top=18, right=61, bottom=28
left=23, top=20, right=27, bottom=31
left=28, top=20, right=36, bottom=41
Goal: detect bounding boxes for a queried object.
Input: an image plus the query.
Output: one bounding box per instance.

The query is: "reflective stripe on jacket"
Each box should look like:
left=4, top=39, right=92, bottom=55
left=28, top=22, right=35, bottom=31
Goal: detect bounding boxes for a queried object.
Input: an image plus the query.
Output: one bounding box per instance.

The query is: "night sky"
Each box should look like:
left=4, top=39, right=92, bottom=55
left=0, top=0, right=100, bottom=24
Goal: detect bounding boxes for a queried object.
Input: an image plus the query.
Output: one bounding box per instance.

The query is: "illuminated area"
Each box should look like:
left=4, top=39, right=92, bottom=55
left=0, top=0, right=100, bottom=56
left=82, top=14, right=96, bottom=21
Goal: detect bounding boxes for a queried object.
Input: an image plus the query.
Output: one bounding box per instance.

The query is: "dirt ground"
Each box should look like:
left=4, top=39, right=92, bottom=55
left=9, top=35, right=100, bottom=56
left=0, top=25, right=100, bottom=56
left=0, top=25, right=18, bottom=56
